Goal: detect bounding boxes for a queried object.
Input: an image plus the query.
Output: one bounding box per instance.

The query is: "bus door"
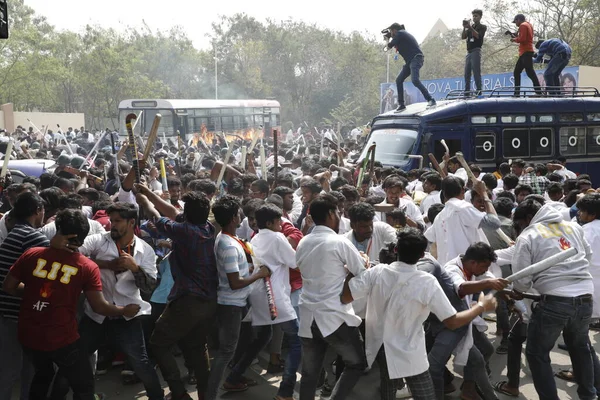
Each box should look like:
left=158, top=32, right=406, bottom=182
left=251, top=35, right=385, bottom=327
left=175, top=109, right=189, bottom=141
left=471, top=128, right=499, bottom=168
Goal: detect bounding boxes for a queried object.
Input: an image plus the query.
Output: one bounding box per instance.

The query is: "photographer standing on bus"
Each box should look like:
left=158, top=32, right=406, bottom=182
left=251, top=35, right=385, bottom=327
left=511, top=14, right=542, bottom=96
left=533, top=38, right=572, bottom=96
left=462, top=9, right=487, bottom=95
left=386, top=23, right=436, bottom=112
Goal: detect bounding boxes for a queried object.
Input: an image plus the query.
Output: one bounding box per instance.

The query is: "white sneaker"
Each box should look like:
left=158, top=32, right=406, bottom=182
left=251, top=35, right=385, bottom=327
left=396, top=386, right=412, bottom=399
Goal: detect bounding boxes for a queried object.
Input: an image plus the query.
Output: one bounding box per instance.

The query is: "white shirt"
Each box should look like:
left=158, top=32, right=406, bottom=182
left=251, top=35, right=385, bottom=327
left=451, top=168, right=468, bottom=183
left=584, top=220, right=600, bottom=317
left=249, top=229, right=297, bottom=325
left=80, top=232, right=157, bottom=323
left=236, top=217, right=254, bottom=241
left=0, top=211, right=9, bottom=246
left=555, top=166, right=577, bottom=180
left=296, top=225, right=366, bottom=338
left=349, top=262, right=456, bottom=378
left=339, top=216, right=351, bottom=235
left=377, top=197, right=425, bottom=228
left=420, top=191, right=441, bottom=216
left=41, top=218, right=106, bottom=240
left=424, top=197, right=488, bottom=266
left=344, top=221, right=397, bottom=318
left=149, top=178, right=163, bottom=192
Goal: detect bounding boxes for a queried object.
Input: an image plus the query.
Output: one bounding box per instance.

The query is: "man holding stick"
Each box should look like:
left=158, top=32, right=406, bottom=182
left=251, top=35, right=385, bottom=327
left=511, top=199, right=596, bottom=399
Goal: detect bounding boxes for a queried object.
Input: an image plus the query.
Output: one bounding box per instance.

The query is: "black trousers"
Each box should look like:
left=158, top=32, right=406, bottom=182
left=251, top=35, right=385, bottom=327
left=514, top=51, right=542, bottom=96
left=26, top=339, right=96, bottom=400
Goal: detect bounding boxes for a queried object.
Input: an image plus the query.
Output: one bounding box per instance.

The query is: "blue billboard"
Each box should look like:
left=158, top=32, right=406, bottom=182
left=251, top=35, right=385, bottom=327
left=380, top=66, right=580, bottom=113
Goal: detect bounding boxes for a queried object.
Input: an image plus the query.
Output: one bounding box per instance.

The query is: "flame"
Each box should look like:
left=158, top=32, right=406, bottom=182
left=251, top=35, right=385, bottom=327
left=39, top=282, right=53, bottom=299
left=191, top=124, right=266, bottom=147
left=559, top=237, right=571, bottom=250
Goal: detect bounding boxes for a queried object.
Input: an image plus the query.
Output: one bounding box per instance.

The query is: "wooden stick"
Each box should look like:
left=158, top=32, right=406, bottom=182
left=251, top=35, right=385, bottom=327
left=143, top=114, right=162, bottom=160
left=216, top=143, right=234, bottom=190
left=125, top=113, right=141, bottom=184
left=273, top=129, right=279, bottom=186
left=428, top=153, right=447, bottom=177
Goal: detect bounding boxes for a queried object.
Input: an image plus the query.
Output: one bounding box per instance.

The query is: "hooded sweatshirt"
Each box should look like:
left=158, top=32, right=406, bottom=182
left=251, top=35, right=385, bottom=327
left=511, top=203, right=593, bottom=295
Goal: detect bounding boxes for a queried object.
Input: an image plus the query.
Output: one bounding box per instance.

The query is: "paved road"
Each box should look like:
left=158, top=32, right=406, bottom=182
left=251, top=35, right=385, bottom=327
left=31, top=319, right=596, bottom=400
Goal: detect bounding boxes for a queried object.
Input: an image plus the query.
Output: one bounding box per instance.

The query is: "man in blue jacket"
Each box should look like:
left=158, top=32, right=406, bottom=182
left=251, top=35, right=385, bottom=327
left=533, top=38, right=572, bottom=96
left=386, top=23, right=436, bottom=112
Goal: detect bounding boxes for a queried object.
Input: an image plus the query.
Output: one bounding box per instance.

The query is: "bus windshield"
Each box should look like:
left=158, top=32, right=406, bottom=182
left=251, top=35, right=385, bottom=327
left=358, top=128, right=418, bottom=166
left=118, top=109, right=175, bottom=136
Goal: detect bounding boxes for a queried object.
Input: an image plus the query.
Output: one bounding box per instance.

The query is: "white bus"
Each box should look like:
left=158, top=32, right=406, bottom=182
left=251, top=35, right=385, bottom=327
left=118, top=99, right=281, bottom=142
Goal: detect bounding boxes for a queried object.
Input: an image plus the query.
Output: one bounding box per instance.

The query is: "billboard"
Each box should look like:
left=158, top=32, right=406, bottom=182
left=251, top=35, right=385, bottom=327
left=380, top=65, right=580, bottom=113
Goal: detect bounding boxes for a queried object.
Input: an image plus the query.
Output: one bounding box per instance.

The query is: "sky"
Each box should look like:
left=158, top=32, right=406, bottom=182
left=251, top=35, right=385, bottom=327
left=25, top=0, right=481, bottom=49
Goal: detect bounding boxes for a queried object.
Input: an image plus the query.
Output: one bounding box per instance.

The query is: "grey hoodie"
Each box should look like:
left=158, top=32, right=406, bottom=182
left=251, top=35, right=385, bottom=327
left=512, top=203, right=593, bottom=294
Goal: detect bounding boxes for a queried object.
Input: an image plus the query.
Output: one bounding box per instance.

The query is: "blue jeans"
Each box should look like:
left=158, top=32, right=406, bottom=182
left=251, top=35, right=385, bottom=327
left=544, top=53, right=570, bottom=96
left=428, top=325, right=496, bottom=400
left=205, top=304, right=245, bottom=400
left=0, top=316, right=34, bottom=400
left=227, top=319, right=302, bottom=397
left=464, top=48, right=482, bottom=92
left=78, top=316, right=164, bottom=400
left=526, top=295, right=596, bottom=400
left=396, top=54, right=433, bottom=105
left=299, top=321, right=366, bottom=400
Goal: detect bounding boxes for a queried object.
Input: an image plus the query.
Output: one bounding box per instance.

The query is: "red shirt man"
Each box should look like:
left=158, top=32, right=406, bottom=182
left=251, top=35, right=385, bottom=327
left=9, top=247, right=102, bottom=351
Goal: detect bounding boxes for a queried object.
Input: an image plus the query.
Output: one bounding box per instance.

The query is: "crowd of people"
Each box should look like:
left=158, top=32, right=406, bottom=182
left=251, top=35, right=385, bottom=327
left=0, top=124, right=598, bottom=400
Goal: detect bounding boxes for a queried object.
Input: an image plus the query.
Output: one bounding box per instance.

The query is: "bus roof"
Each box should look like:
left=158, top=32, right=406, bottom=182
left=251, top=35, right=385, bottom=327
left=375, top=96, right=600, bottom=123
left=118, top=99, right=281, bottom=110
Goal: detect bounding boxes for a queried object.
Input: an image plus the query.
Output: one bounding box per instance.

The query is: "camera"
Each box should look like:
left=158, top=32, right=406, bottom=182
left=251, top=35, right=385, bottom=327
left=505, top=30, right=517, bottom=38
left=463, top=19, right=471, bottom=26
left=381, top=28, right=392, bottom=40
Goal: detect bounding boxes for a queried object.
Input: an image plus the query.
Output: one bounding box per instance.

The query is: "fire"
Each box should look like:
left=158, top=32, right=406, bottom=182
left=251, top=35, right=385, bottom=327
left=191, top=124, right=264, bottom=147
left=559, top=237, right=571, bottom=250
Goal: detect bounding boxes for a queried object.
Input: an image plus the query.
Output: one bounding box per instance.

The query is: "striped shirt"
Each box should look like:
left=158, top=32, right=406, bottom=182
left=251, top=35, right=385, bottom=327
left=533, top=38, right=572, bottom=63
left=0, top=222, right=50, bottom=320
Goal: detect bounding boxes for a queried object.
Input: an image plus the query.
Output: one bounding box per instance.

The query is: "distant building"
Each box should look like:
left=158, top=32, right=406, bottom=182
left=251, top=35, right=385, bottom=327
left=422, top=18, right=449, bottom=43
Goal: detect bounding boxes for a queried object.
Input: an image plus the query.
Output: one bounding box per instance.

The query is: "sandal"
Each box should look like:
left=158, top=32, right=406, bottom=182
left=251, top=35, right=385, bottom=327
left=493, top=381, right=518, bottom=397
left=555, top=369, right=575, bottom=382
left=222, top=381, right=248, bottom=392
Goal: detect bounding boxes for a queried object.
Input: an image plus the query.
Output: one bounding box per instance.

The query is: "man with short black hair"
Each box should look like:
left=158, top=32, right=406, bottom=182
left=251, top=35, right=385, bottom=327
left=342, top=230, right=498, bottom=400
left=420, top=173, right=442, bottom=217
left=250, top=179, right=270, bottom=200
left=3, top=209, right=140, bottom=400
left=511, top=14, right=542, bottom=96
left=445, top=242, right=507, bottom=400
left=386, top=23, right=436, bottom=111
left=296, top=194, right=368, bottom=399
left=462, top=9, right=487, bottom=94
left=377, top=177, right=425, bottom=229
left=0, top=192, right=49, bottom=400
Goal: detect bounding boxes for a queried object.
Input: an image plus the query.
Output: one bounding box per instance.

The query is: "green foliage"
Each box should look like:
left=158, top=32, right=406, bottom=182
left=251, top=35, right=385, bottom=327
left=2, top=1, right=600, bottom=130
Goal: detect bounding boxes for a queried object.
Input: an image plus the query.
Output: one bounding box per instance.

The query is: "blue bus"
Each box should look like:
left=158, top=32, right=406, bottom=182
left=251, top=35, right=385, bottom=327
left=358, top=87, right=600, bottom=182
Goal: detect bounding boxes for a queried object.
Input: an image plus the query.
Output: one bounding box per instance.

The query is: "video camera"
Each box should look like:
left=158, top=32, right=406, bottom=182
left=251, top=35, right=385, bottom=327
left=505, top=30, right=517, bottom=38
left=382, top=28, right=392, bottom=40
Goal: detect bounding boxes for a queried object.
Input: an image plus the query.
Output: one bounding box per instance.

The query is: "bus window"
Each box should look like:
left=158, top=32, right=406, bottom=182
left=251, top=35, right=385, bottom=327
left=193, top=109, right=208, bottom=116
left=207, top=117, right=221, bottom=131
left=530, top=115, right=554, bottom=123
left=221, top=116, right=234, bottom=131
left=244, top=107, right=253, bottom=115
left=560, top=127, right=586, bottom=155
left=273, top=113, right=281, bottom=126
left=255, top=115, right=264, bottom=126
left=500, top=115, right=526, bottom=123
left=502, top=129, right=529, bottom=158
left=529, top=128, right=553, bottom=157
left=210, top=109, right=221, bottom=115
left=233, top=116, right=243, bottom=130
left=587, top=113, right=600, bottom=121
left=243, top=116, right=253, bottom=128
left=471, top=116, right=496, bottom=124
left=559, top=113, right=583, bottom=122
left=474, top=132, right=495, bottom=161
left=587, top=127, right=600, bottom=154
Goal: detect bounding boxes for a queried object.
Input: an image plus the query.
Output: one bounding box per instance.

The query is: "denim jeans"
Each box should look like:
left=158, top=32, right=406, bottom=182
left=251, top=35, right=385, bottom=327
left=150, top=295, right=217, bottom=398
left=464, top=48, right=482, bottom=92
left=228, top=319, right=302, bottom=397
left=526, top=295, right=596, bottom=400
left=0, top=316, right=34, bottom=400
left=291, top=288, right=302, bottom=322
left=78, top=316, right=164, bottom=400
left=428, top=324, right=497, bottom=400
left=26, top=339, right=96, bottom=400
left=544, top=53, right=570, bottom=96
left=205, top=304, right=245, bottom=400
left=396, top=54, right=433, bottom=105
left=299, top=321, right=366, bottom=400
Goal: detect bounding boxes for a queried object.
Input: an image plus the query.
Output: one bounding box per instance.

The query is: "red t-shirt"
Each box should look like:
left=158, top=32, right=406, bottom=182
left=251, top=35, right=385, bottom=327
left=9, top=247, right=102, bottom=351
left=281, top=220, right=303, bottom=291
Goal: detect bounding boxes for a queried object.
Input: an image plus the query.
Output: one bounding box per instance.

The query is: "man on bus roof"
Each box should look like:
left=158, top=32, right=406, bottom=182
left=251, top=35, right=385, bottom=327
left=511, top=14, right=542, bottom=96
left=533, top=38, right=572, bottom=96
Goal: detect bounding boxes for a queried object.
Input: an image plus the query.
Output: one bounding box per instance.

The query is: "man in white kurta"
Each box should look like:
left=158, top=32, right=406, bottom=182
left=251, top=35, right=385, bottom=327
left=424, top=176, right=501, bottom=266
left=225, top=204, right=300, bottom=399
left=376, top=177, right=425, bottom=229
left=296, top=193, right=367, bottom=400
